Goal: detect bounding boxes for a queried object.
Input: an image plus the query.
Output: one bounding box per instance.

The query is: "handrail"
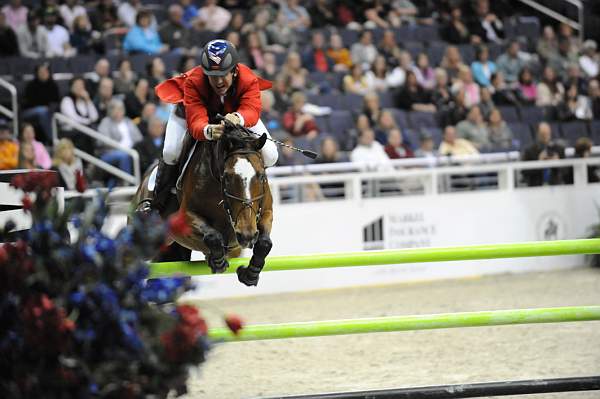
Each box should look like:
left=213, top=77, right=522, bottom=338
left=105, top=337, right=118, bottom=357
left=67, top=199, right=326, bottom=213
left=0, top=77, right=19, bottom=138
left=51, top=112, right=141, bottom=185
left=515, top=0, right=584, bottom=41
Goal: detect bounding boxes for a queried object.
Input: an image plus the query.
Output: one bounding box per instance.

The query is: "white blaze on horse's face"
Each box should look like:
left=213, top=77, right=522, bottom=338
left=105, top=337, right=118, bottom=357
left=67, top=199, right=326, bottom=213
left=233, top=158, right=255, bottom=200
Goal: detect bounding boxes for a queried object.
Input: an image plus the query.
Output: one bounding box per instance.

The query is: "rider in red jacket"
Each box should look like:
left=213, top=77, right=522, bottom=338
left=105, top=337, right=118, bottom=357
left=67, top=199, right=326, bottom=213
left=150, top=39, right=278, bottom=212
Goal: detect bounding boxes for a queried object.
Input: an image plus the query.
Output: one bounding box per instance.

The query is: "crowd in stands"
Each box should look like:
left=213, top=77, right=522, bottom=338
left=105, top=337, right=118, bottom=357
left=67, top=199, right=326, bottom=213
left=0, top=0, right=599, bottom=189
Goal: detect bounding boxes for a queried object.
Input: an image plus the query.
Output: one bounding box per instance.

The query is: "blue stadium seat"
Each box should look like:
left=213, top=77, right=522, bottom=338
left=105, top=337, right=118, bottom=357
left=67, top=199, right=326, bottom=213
left=393, top=26, right=415, bottom=42
left=389, top=108, right=409, bottom=129
left=426, top=42, right=446, bottom=66
left=413, top=25, right=440, bottom=43
left=308, top=93, right=342, bottom=109
left=341, top=93, right=364, bottom=112
left=590, top=121, right=600, bottom=143
left=496, top=106, right=520, bottom=123
left=510, top=123, right=533, bottom=149
left=328, top=72, right=345, bottom=92
left=408, top=111, right=438, bottom=128
left=340, top=29, right=359, bottom=47
left=457, top=45, right=475, bottom=64
left=379, top=91, right=394, bottom=108
left=560, top=121, right=589, bottom=145
left=422, top=127, right=443, bottom=147
left=518, top=106, right=546, bottom=126
left=313, top=115, right=330, bottom=133
left=404, top=42, right=424, bottom=59
left=69, top=55, right=97, bottom=74
left=328, top=110, right=355, bottom=150
left=516, top=17, right=541, bottom=42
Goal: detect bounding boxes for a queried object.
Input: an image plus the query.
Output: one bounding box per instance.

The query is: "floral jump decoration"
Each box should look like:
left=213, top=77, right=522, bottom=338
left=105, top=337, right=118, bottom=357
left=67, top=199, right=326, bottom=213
left=0, top=171, right=241, bottom=398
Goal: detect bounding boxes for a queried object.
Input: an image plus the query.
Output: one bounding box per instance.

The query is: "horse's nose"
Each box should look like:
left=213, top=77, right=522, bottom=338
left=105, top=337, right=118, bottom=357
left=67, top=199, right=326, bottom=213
left=236, top=232, right=256, bottom=247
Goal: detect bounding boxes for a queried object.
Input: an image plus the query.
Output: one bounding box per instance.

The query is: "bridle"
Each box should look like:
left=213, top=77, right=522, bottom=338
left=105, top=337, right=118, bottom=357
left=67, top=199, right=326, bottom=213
left=219, top=148, right=267, bottom=233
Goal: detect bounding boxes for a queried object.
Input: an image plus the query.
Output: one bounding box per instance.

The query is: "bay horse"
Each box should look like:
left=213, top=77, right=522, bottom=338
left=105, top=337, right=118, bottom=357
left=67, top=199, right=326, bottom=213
left=132, top=123, right=273, bottom=286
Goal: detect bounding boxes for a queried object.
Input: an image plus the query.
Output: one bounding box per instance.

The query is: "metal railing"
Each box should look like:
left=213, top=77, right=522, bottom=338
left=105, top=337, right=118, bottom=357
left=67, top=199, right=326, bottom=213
left=516, top=0, right=584, bottom=40
left=51, top=112, right=141, bottom=186
left=0, top=77, right=18, bottom=138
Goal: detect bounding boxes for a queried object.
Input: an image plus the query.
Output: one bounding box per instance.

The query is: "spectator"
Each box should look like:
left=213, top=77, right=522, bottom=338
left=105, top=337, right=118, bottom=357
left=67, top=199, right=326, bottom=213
left=145, top=57, right=166, bottom=90
left=365, top=55, right=391, bottom=92
left=384, top=128, right=413, bottom=159
left=495, top=40, right=526, bottom=84
left=443, top=7, right=471, bottom=44
left=43, top=6, right=73, bottom=57
left=414, top=131, right=437, bottom=158
left=276, top=136, right=301, bottom=166
left=223, top=11, right=244, bottom=38
left=124, top=78, right=150, bottom=120
left=547, top=36, right=578, bottom=78
left=343, top=63, right=369, bottom=95
left=2, top=0, right=28, bottom=32
left=279, top=0, right=311, bottom=32
left=412, top=53, right=435, bottom=90
left=243, top=10, right=279, bottom=53
left=159, top=4, right=190, bottom=53
left=396, top=70, right=436, bottom=112
left=91, top=0, right=120, bottom=32
left=478, top=86, right=495, bottom=117
left=266, top=11, right=297, bottom=51
left=587, top=79, right=600, bottom=119
left=93, top=77, right=115, bottom=120
left=440, top=46, right=465, bottom=83
left=59, top=76, right=99, bottom=154
left=0, top=12, right=19, bottom=56
left=565, top=63, right=586, bottom=94
left=70, top=14, right=104, bottom=55
left=486, top=108, right=514, bottom=151
left=350, top=128, right=391, bottom=166
left=326, top=33, right=352, bottom=72
left=17, top=141, right=37, bottom=169
left=19, top=123, right=51, bottom=169
left=133, top=116, right=163, bottom=173
left=444, top=88, right=469, bottom=126
left=177, top=54, right=196, bottom=74
left=456, top=105, right=489, bottom=151
left=0, top=122, right=18, bottom=170
left=136, top=102, right=157, bottom=136
left=308, top=0, right=335, bottom=29
left=489, top=72, right=518, bottom=106
left=303, top=31, right=334, bottom=73
left=452, top=65, right=481, bottom=108
left=258, top=52, right=278, bottom=81
left=363, top=0, right=391, bottom=29
left=471, top=45, right=496, bottom=87
left=59, top=0, right=86, bottom=32
left=363, top=92, right=383, bottom=127
left=439, top=125, right=479, bottom=156
left=432, top=68, right=452, bottom=112
left=245, top=31, right=266, bottom=71
left=282, top=91, right=319, bottom=140
left=249, top=0, right=277, bottom=24
left=574, top=137, right=599, bottom=183
left=522, top=122, right=567, bottom=186
left=558, top=22, right=581, bottom=55
left=390, top=0, right=418, bottom=26
left=537, top=26, right=558, bottom=63
left=351, top=30, right=378, bottom=70
left=579, top=40, right=599, bottom=79
left=315, top=136, right=347, bottom=164
left=197, top=0, right=232, bottom=33
left=113, top=58, right=138, bottom=95
left=16, top=12, right=48, bottom=58
left=21, top=63, right=60, bottom=144
left=379, top=29, right=401, bottom=68
left=118, top=0, right=155, bottom=29
left=536, top=66, right=564, bottom=107
left=85, top=58, right=111, bottom=99
left=517, top=67, right=537, bottom=105
left=556, top=84, right=592, bottom=121
left=468, top=0, right=504, bottom=44
left=280, top=52, right=309, bottom=93
left=260, top=90, right=284, bottom=137
left=51, top=138, right=85, bottom=191
left=272, top=75, right=291, bottom=113
left=179, top=0, right=199, bottom=28
left=123, top=10, right=166, bottom=55
left=97, top=99, right=143, bottom=180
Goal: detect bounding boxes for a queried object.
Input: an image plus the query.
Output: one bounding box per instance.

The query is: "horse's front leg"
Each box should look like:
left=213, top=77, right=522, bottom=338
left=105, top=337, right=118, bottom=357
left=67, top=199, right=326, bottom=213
left=236, top=233, right=272, bottom=286
left=185, top=212, right=229, bottom=274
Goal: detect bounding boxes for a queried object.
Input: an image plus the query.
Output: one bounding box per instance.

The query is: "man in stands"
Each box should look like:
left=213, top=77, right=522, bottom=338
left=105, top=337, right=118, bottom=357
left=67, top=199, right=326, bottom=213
left=0, top=122, right=18, bottom=170
left=438, top=125, right=479, bottom=156
left=522, top=122, right=567, bottom=186
left=149, top=39, right=278, bottom=213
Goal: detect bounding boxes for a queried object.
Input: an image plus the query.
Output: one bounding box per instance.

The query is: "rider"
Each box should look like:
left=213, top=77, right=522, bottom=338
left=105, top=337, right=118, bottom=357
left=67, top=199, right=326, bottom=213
left=150, top=39, right=278, bottom=212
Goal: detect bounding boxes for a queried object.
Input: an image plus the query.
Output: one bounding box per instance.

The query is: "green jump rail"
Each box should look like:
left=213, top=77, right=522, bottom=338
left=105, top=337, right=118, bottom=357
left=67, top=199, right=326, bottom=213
left=207, top=305, right=600, bottom=342
left=150, top=238, right=600, bottom=277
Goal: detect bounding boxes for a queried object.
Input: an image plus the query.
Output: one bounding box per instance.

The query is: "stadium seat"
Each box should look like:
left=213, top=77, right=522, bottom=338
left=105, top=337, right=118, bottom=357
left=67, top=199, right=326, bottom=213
left=313, top=115, right=330, bottom=133
left=408, top=111, right=438, bottom=128
left=393, top=26, right=415, bottom=42
left=590, top=121, right=600, bottom=143
left=68, top=55, right=97, bottom=75
left=328, top=110, right=355, bottom=150
left=518, top=106, right=546, bottom=125
left=560, top=121, right=589, bottom=145
left=421, top=127, right=443, bottom=147
left=496, top=106, right=520, bottom=123
left=340, top=29, right=359, bottom=48
left=389, top=108, right=409, bottom=129
left=379, top=91, right=394, bottom=108
left=404, top=42, right=424, bottom=59
left=426, top=42, right=446, bottom=66
left=413, top=25, right=440, bottom=43
left=457, top=45, right=475, bottom=64
left=510, top=123, right=533, bottom=149
left=341, top=93, right=364, bottom=112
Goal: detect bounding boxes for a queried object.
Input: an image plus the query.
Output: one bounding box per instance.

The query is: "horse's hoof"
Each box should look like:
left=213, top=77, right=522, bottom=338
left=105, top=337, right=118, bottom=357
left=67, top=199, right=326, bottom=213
left=236, top=266, right=260, bottom=286
left=208, top=257, right=228, bottom=274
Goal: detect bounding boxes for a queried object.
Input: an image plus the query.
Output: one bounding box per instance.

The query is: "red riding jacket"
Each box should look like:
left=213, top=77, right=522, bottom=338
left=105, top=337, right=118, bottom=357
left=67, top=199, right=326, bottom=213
left=155, top=64, right=272, bottom=141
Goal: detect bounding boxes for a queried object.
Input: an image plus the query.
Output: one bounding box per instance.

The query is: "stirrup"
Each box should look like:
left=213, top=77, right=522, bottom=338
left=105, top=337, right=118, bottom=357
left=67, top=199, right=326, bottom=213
left=136, top=199, right=153, bottom=214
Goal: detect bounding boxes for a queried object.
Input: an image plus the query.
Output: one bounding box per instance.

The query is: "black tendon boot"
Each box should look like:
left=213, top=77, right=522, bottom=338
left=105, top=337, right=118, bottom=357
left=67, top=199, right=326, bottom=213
left=151, top=159, right=178, bottom=214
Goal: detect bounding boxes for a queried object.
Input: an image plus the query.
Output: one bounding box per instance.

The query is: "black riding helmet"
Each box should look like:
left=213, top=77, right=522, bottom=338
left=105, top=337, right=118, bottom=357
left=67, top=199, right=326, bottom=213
left=200, top=39, right=239, bottom=76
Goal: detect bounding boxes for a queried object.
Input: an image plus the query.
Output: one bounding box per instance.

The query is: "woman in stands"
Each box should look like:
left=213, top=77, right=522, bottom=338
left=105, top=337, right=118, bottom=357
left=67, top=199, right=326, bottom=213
left=21, top=62, right=60, bottom=145
left=19, top=123, right=51, bottom=169
left=51, top=138, right=85, bottom=191
left=59, top=76, right=99, bottom=154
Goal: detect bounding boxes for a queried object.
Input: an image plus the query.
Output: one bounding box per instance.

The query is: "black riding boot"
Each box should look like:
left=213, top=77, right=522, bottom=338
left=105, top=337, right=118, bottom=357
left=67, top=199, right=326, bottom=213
left=152, top=159, right=178, bottom=213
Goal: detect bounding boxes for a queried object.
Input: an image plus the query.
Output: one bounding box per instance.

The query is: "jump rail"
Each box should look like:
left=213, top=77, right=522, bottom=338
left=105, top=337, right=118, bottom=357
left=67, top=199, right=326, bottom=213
left=207, top=305, right=600, bottom=342
left=150, top=238, right=600, bottom=277
left=259, top=375, right=600, bottom=399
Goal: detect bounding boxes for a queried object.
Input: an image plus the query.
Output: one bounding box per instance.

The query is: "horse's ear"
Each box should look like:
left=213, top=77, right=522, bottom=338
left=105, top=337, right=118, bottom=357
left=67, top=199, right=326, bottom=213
left=255, top=133, right=267, bottom=150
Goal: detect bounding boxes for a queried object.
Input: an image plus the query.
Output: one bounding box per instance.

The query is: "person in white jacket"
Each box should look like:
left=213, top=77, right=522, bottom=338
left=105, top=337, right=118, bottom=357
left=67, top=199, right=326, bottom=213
left=350, top=128, right=392, bottom=171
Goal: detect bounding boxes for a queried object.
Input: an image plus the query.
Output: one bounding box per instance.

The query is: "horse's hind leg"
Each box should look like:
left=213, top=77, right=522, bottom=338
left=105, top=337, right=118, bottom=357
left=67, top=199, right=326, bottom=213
left=154, top=242, right=192, bottom=262
left=183, top=212, right=229, bottom=274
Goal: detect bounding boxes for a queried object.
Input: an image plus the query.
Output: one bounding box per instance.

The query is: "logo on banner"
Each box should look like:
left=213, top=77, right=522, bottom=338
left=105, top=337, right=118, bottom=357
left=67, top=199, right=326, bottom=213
left=363, top=212, right=438, bottom=250
left=363, top=217, right=384, bottom=250
left=536, top=212, right=567, bottom=241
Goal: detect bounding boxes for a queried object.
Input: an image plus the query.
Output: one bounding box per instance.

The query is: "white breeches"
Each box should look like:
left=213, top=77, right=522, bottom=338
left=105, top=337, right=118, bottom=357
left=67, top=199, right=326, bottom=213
left=162, top=109, right=279, bottom=167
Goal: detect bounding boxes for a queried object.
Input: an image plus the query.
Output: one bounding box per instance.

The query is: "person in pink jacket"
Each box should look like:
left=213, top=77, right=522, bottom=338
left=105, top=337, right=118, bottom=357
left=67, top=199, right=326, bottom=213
left=20, top=123, right=51, bottom=169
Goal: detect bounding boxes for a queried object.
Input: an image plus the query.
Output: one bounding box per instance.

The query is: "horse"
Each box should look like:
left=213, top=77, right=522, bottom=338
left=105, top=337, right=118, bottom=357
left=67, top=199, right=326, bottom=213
left=132, top=123, right=273, bottom=286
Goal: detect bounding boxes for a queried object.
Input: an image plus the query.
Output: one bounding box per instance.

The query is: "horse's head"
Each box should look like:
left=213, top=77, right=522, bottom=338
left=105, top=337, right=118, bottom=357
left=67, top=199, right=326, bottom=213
left=219, top=129, right=268, bottom=248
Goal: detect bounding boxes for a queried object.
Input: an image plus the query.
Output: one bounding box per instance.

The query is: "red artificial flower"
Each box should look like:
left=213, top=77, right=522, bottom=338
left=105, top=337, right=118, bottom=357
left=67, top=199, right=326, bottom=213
left=11, top=171, right=58, bottom=193
left=167, top=210, right=192, bottom=236
left=75, top=170, right=87, bottom=193
left=21, top=195, right=33, bottom=212
left=224, top=314, right=244, bottom=335
left=177, top=305, right=208, bottom=335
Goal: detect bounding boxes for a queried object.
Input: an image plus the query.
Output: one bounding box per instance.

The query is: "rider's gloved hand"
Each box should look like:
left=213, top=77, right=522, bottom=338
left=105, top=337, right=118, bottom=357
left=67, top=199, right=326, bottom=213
left=204, top=124, right=224, bottom=140
left=223, top=113, right=241, bottom=126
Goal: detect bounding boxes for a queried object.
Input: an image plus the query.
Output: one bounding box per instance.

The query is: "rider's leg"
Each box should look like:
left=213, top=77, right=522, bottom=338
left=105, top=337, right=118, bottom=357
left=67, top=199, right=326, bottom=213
left=247, top=119, right=279, bottom=167
left=152, top=105, right=186, bottom=212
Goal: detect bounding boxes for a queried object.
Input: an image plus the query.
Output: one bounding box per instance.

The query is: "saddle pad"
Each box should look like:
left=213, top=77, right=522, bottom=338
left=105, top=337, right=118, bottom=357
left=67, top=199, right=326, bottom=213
left=176, top=141, right=197, bottom=191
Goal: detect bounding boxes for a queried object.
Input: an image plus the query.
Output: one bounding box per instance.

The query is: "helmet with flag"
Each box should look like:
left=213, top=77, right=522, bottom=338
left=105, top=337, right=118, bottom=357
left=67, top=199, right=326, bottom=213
left=200, top=39, right=239, bottom=77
